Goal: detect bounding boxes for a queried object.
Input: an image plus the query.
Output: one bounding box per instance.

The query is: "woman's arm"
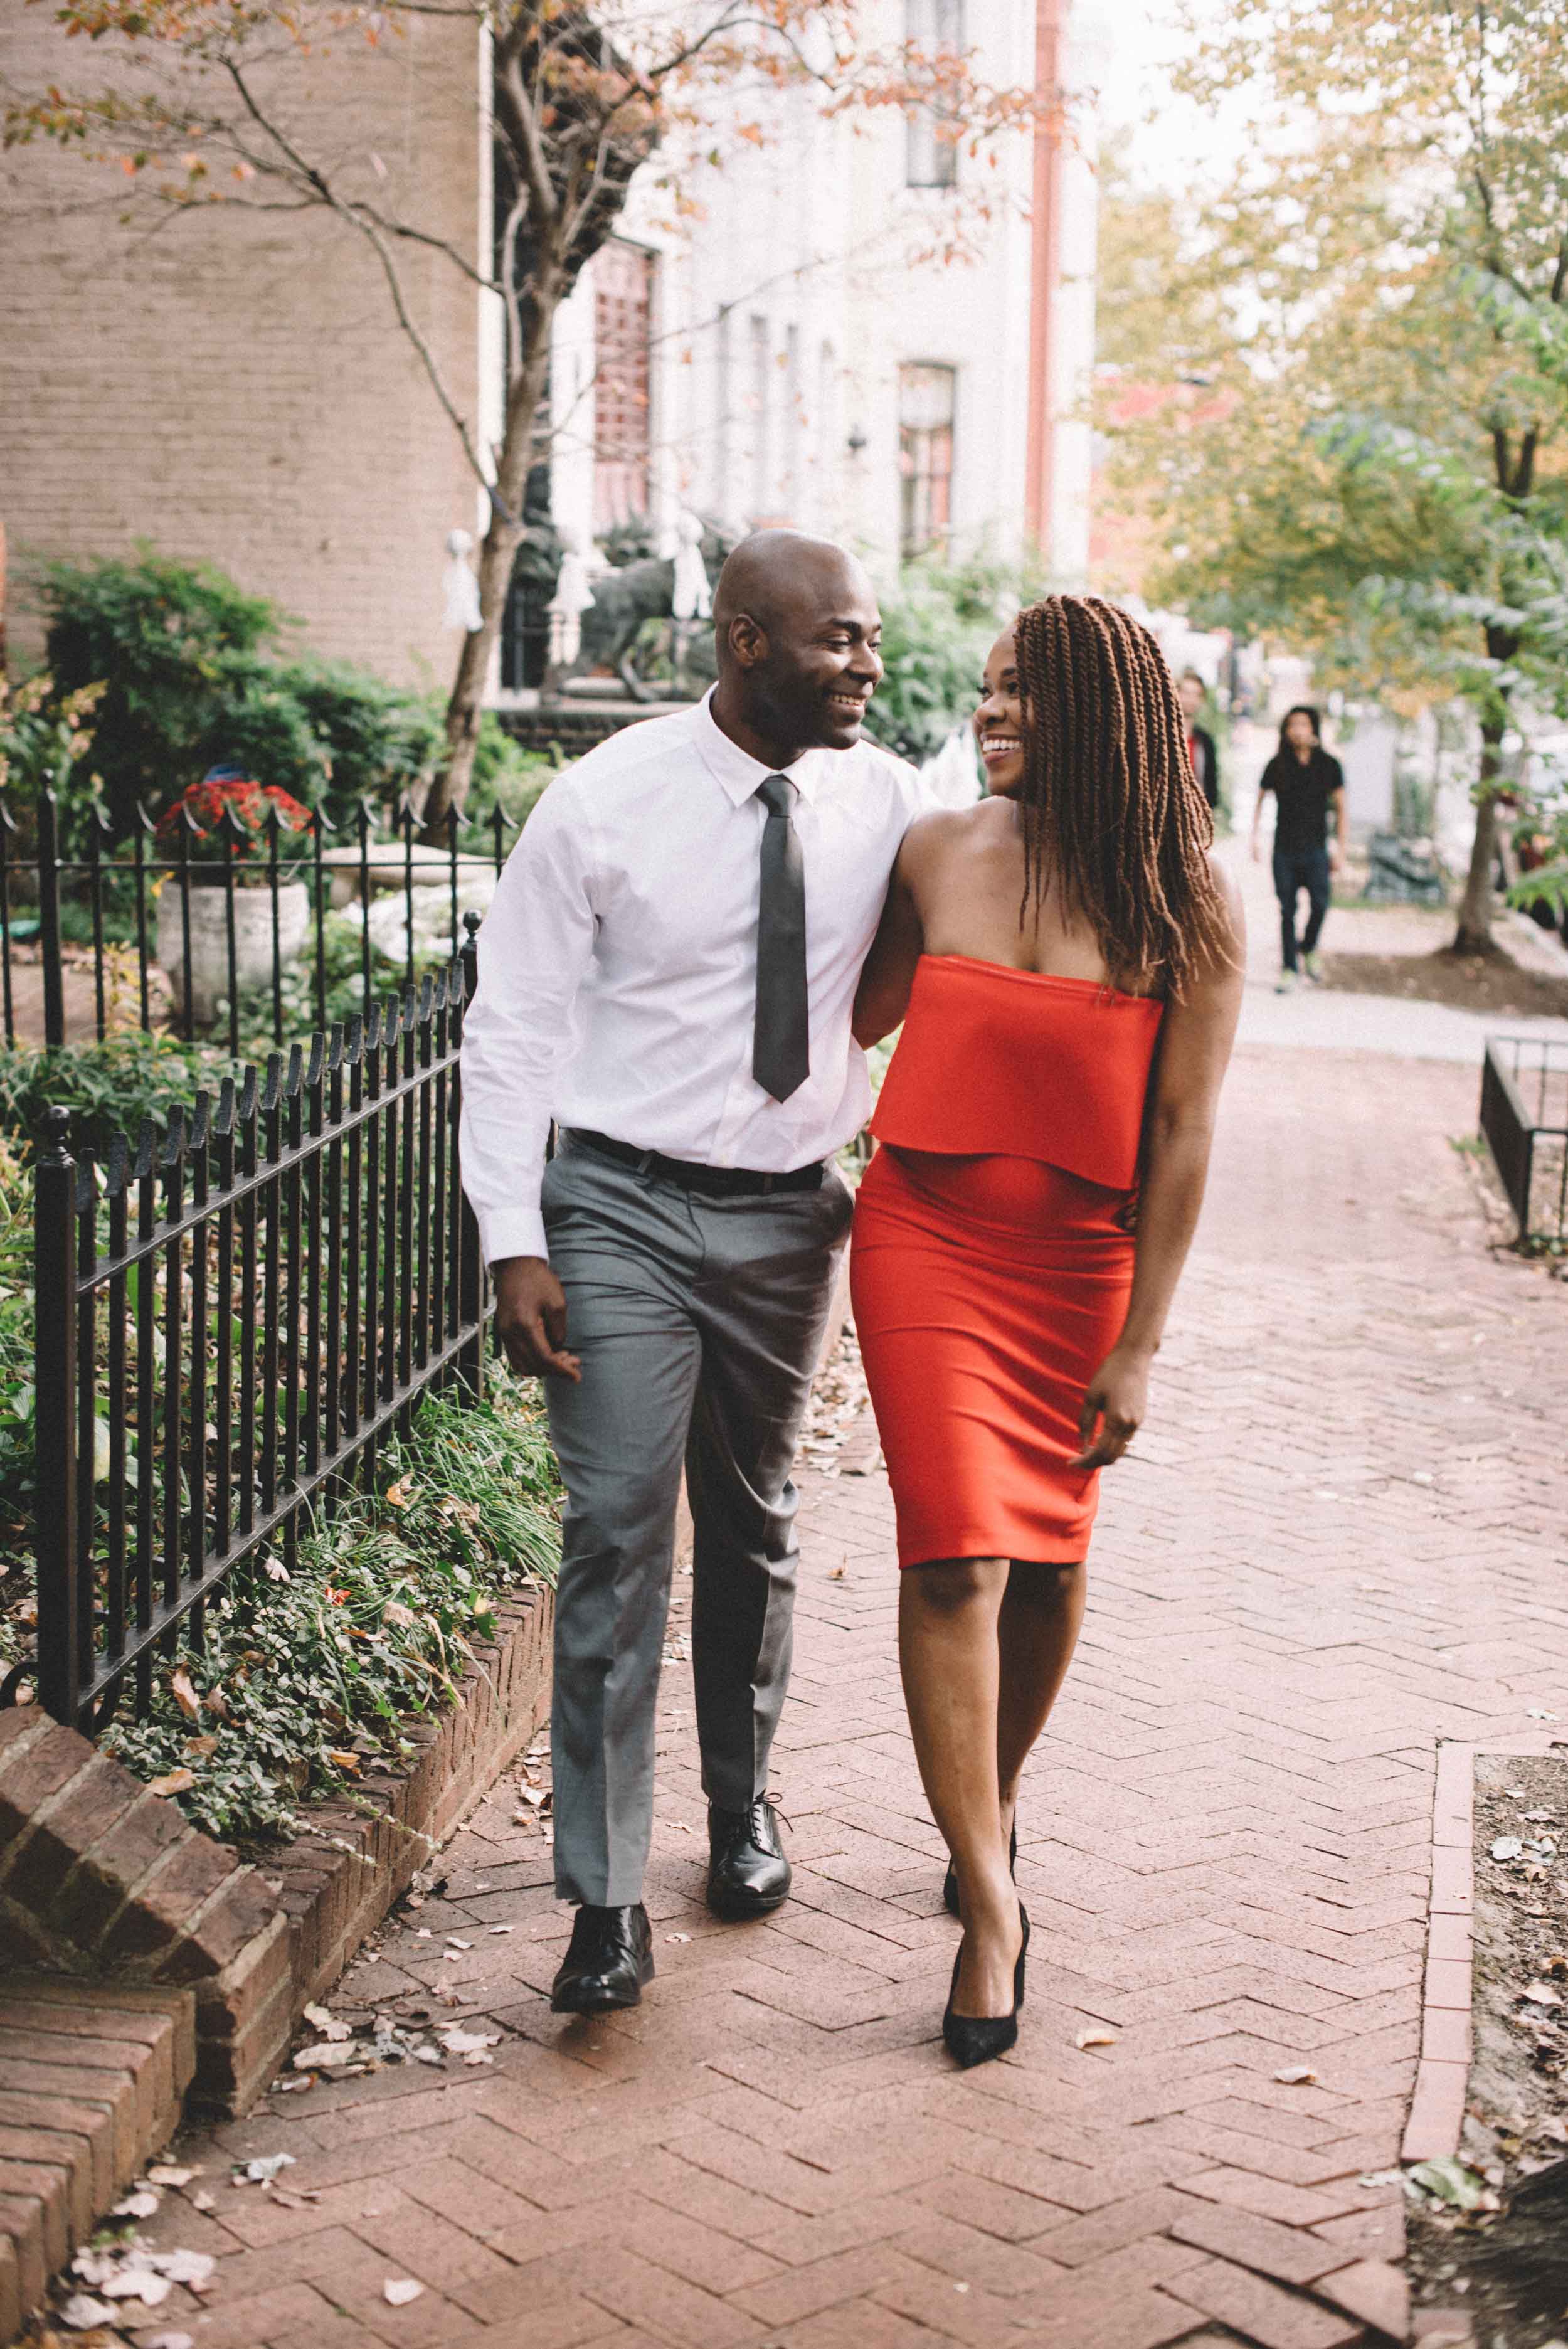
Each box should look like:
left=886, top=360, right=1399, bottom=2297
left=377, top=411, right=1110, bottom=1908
left=1073, top=861, right=1246, bottom=1469
left=852, top=845, right=926, bottom=1046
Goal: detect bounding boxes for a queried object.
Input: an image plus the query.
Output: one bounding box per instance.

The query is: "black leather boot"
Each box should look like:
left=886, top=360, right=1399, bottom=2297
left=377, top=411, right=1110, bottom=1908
left=706, top=1798, right=791, bottom=1917
left=550, top=1902, right=654, bottom=2013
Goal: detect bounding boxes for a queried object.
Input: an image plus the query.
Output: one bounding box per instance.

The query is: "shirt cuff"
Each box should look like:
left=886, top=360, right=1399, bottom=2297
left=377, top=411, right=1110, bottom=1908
left=477, top=1206, right=549, bottom=1267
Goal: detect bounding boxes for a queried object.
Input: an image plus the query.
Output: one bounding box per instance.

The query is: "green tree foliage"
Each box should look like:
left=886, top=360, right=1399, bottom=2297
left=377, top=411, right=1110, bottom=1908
left=1101, top=0, right=1568, bottom=950
left=33, top=551, right=541, bottom=838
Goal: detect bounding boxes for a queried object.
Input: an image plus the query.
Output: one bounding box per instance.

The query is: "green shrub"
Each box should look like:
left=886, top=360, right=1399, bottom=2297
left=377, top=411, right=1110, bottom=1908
left=36, top=550, right=542, bottom=840
left=864, top=555, right=1045, bottom=764
left=0, top=1031, right=230, bottom=1162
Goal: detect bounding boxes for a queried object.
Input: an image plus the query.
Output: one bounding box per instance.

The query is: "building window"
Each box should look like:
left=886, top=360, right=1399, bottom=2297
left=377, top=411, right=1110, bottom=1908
left=899, top=363, right=956, bottom=559
left=749, top=314, right=772, bottom=522
left=593, top=239, right=655, bottom=536
left=905, top=0, right=962, bottom=188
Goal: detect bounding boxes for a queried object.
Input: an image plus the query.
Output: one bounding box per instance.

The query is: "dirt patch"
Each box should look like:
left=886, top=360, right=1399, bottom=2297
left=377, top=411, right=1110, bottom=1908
left=1321, top=948, right=1568, bottom=1021
left=1408, top=1752, right=1568, bottom=2346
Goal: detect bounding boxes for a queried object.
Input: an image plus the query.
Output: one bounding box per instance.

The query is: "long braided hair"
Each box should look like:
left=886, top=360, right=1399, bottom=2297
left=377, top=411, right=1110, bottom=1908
left=1011, top=595, right=1233, bottom=999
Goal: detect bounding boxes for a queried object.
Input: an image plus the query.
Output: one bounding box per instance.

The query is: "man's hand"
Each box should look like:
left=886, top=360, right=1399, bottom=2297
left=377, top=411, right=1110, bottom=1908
left=493, top=1256, right=581, bottom=1382
left=1328, top=841, right=1343, bottom=876
left=1250, top=834, right=1263, bottom=863
left=1071, top=1344, right=1152, bottom=1471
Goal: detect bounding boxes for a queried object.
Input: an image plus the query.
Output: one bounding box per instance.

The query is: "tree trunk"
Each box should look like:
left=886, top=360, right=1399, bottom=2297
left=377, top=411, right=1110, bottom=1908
left=1453, top=711, right=1506, bottom=955
left=424, top=285, right=561, bottom=837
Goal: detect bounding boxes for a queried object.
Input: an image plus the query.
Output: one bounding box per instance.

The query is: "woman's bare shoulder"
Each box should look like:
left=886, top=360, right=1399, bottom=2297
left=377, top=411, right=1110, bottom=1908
left=898, top=799, right=1002, bottom=876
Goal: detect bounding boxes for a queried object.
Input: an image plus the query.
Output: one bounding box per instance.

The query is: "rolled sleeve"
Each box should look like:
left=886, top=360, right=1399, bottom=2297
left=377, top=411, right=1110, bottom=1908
left=458, top=782, right=595, bottom=1267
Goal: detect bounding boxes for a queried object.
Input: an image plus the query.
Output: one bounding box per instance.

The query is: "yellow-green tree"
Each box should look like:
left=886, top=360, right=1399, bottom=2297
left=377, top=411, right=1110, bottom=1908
left=1101, top=0, right=1568, bottom=950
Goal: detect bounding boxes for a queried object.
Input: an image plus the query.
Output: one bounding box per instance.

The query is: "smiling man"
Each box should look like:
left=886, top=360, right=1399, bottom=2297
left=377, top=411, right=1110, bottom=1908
left=460, top=529, right=927, bottom=2014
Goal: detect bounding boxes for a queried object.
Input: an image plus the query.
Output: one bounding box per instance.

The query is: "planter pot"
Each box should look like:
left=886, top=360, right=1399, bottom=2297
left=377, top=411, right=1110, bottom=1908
left=157, top=881, right=310, bottom=1029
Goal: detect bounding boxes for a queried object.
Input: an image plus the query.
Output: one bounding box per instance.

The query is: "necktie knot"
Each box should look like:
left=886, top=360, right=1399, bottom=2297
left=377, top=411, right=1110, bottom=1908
left=758, top=773, right=794, bottom=819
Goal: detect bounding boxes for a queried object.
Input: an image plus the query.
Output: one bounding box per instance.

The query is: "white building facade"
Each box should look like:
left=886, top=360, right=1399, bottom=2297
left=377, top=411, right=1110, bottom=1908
left=526, top=0, right=1104, bottom=644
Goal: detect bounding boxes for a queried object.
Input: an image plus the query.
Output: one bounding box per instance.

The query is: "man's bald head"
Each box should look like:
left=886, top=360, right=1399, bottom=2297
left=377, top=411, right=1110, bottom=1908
left=710, top=530, right=884, bottom=761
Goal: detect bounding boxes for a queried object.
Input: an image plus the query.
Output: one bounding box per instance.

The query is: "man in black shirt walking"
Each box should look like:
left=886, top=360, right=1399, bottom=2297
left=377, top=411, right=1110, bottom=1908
left=1250, top=705, right=1347, bottom=992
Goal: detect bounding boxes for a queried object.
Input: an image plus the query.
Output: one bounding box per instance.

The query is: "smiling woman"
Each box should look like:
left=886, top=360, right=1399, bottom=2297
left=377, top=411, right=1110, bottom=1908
left=850, top=592, right=1244, bottom=2067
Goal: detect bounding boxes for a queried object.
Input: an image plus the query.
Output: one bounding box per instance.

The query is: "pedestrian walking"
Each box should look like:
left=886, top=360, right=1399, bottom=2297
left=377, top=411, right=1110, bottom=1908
left=1178, top=669, right=1221, bottom=811
left=850, top=597, right=1244, bottom=2066
left=1250, top=704, right=1347, bottom=990
left=460, top=530, right=926, bottom=2016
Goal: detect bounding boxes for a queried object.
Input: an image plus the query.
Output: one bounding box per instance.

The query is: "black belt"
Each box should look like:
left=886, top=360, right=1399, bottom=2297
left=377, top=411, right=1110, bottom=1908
left=564, top=1128, right=825, bottom=1197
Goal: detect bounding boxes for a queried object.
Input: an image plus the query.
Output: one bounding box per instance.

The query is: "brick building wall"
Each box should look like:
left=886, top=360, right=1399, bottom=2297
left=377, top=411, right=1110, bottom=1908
left=0, top=12, right=484, bottom=688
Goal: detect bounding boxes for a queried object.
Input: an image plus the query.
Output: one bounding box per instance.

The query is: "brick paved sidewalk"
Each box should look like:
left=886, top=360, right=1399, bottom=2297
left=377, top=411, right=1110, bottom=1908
left=114, top=1041, right=1567, bottom=2349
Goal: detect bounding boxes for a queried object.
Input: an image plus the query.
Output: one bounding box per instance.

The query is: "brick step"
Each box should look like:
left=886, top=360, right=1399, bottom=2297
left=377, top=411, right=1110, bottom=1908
left=0, top=1974, right=194, bottom=2345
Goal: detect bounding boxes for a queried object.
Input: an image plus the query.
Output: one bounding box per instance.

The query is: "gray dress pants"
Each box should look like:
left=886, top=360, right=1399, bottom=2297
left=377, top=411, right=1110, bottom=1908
left=540, top=1137, right=854, bottom=1907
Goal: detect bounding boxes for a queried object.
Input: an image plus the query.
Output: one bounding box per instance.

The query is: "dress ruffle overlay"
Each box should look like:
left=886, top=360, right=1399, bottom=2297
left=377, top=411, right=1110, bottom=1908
left=850, top=954, right=1163, bottom=1568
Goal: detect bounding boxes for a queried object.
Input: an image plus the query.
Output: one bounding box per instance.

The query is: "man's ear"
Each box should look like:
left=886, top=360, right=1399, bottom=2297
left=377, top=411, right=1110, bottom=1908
left=728, top=613, right=768, bottom=671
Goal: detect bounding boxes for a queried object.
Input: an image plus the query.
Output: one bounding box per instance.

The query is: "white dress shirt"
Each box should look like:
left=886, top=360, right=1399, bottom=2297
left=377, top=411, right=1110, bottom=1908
left=460, top=688, right=928, bottom=1265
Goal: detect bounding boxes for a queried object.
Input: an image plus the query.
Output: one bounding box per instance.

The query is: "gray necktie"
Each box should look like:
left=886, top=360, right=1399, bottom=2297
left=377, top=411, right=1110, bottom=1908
left=753, top=773, right=810, bottom=1103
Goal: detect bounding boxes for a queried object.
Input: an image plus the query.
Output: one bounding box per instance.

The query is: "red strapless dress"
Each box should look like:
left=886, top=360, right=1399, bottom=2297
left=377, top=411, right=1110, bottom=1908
left=850, top=954, right=1163, bottom=1568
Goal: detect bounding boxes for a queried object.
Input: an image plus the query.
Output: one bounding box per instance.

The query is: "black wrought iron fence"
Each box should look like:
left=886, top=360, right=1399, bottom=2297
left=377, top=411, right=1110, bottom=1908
left=17, top=928, right=486, bottom=1734
left=1480, top=1035, right=1568, bottom=1247
left=0, top=786, right=519, bottom=1059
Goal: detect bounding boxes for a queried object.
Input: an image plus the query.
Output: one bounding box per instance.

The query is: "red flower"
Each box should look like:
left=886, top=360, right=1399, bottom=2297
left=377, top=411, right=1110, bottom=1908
left=157, top=776, right=313, bottom=849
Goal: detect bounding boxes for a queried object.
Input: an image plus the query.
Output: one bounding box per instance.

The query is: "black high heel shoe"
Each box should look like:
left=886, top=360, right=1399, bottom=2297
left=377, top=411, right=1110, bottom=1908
left=944, top=1821, right=1017, bottom=1919
left=942, top=1904, right=1030, bottom=2069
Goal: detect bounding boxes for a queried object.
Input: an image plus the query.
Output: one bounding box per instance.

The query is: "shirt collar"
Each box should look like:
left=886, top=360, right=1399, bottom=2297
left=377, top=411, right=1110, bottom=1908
left=691, top=687, right=821, bottom=807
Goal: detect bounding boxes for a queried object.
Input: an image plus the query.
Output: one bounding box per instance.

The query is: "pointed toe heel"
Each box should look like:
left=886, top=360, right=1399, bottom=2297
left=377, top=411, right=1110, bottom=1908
left=941, top=1903, right=1029, bottom=2071
left=941, top=1949, right=1018, bottom=2068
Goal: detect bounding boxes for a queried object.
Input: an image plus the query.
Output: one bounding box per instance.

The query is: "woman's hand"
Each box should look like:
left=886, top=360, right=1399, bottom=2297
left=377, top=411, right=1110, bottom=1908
left=1071, top=1344, right=1153, bottom=1471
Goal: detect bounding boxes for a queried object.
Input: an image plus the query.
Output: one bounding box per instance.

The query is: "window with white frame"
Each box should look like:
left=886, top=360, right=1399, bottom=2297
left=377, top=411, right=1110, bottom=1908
left=899, top=363, right=956, bottom=560
left=905, top=0, right=963, bottom=189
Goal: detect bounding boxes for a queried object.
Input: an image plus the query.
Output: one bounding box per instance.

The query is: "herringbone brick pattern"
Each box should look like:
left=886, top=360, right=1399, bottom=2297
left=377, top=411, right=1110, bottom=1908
left=119, top=1043, right=1568, bottom=2347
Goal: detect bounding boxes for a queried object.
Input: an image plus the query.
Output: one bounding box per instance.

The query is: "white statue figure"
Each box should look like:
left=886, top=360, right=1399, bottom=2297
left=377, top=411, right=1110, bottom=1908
left=548, top=527, right=598, bottom=669
left=442, top=528, right=483, bottom=634
left=671, top=509, right=712, bottom=622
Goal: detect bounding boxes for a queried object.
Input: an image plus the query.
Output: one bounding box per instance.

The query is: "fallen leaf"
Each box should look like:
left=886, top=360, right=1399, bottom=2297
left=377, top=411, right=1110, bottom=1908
left=1537, top=2116, right=1568, bottom=2145
left=383, top=2279, right=425, bottom=2306
left=382, top=1600, right=416, bottom=1628
left=488, top=1924, right=512, bottom=1936
left=437, top=2028, right=499, bottom=2055
left=146, top=2165, right=196, bottom=2188
left=384, top=1480, right=419, bottom=1510
left=203, top=1684, right=230, bottom=1718
left=101, top=2269, right=171, bottom=2304
left=169, top=1667, right=201, bottom=1719
left=141, top=2335, right=196, bottom=2349
left=240, top=2153, right=295, bottom=2183
left=1523, top=1983, right=1564, bottom=2007
left=326, top=1749, right=362, bottom=1774
left=1074, top=2027, right=1117, bottom=2050
left=667, top=1933, right=692, bottom=1944
left=183, top=1734, right=220, bottom=1758
left=828, top=1566, right=846, bottom=1580
left=1491, top=1837, right=1524, bottom=1862
left=1410, top=2155, right=1488, bottom=2210
left=302, top=2002, right=351, bottom=2040
left=58, top=2298, right=116, bottom=2332
left=147, top=2251, right=215, bottom=2287
left=445, top=1937, right=474, bottom=1950
left=1274, top=2065, right=1318, bottom=2085
left=112, top=2189, right=159, bottom=2217
left=293, top=2040, right=361, bottom=2071
left=191, top=2190, right=215, bottom=2212
left=146, top=1769, right=196, bottom=1800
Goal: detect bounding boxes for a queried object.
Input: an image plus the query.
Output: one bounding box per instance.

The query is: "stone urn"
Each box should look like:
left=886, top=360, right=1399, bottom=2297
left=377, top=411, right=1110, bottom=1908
left=156, top=879, right=310, bottom=1029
